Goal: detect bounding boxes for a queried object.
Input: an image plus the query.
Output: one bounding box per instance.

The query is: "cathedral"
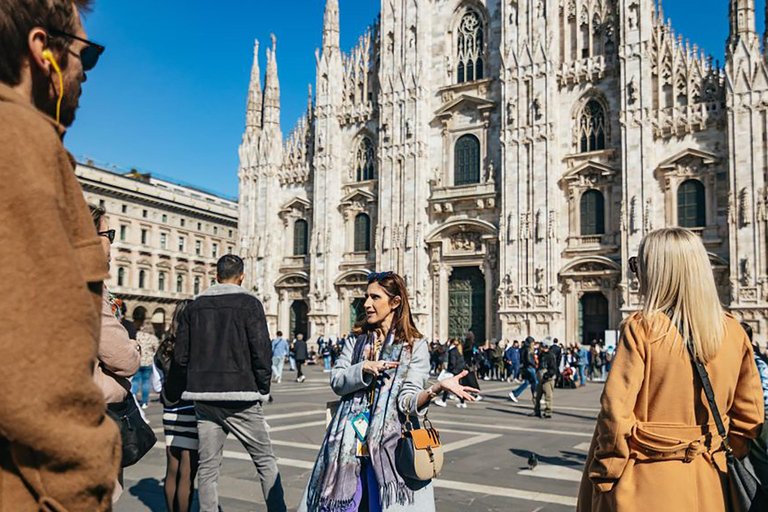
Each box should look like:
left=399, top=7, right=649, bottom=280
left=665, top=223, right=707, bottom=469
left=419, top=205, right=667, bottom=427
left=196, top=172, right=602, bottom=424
left=238, top=0, right=768, bottom=345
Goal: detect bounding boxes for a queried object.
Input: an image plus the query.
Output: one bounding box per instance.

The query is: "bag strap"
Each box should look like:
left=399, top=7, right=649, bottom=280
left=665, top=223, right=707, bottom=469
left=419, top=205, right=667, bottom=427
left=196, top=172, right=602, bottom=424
left=665, top=313, right=733, bottom=455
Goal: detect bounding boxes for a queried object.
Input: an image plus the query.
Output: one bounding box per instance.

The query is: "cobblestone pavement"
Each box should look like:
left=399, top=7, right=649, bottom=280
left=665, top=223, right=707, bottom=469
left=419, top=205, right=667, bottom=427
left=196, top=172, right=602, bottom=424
left=117, top=364, right=604, bottom=512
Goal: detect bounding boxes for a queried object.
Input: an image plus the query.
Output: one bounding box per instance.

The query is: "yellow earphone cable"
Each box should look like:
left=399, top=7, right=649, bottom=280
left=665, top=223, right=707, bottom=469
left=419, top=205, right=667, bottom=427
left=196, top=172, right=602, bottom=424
left=43, top=50, right=64, bottom=125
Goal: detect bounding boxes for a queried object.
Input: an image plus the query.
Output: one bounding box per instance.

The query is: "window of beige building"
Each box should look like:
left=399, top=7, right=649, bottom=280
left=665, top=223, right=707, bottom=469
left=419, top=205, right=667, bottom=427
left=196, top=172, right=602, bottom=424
left=120, top=225, right=127, bottom=242
left=194, top=277, right=201, bottom=295
left=162, top=214, right=167, bottom=223
left=158, top=272, right=166, bottom=291
left=141, top=229, right=148, bottom=245
left=117, top=267, right=125, bottom=287
left=179, top=236, right=185, bottom=252
left=139, top=270, right=146, bottom=289
left=212, top=243, right=218, bottom=258
left=195, top=240, right=202, bottom=256
left=176, top=275, right=184, bottom=293
left=160, top=232, right=167, bottom=249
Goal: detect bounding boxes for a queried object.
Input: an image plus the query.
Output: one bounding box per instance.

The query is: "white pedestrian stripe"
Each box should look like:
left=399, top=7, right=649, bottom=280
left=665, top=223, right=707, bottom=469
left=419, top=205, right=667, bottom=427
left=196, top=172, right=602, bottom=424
left=441, top=433, right=502, bottom=453
left=572, top=442, right=591, bottom=452
left=432, top=478, right=577, bottom=507
left=265, top=410, right=325, bottom=420
left=268, top=420, right=326, bottom=432
left=518, top=463, right=583, bottom=482
left=432, top=417, right=593, bottom=438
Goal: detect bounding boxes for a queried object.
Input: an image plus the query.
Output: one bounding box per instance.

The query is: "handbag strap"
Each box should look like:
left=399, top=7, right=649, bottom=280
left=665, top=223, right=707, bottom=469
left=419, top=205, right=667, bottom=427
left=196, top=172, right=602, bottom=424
left=665, top=313, right=732, bottom=455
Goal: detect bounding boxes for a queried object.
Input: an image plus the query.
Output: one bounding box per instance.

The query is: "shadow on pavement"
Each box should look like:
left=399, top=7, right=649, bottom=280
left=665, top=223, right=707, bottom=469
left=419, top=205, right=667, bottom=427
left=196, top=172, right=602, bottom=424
left=485, top=405, right=597, bottom=422
left=509, top=448, right=587, bottom=469
left=127, top=478, right=167, bottom=512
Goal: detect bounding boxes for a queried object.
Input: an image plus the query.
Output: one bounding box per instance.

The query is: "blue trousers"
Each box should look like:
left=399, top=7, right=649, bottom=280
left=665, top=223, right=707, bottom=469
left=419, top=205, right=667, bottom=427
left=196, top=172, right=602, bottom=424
left=131, top=366, right=153, bottom=405
left=512, top=367, right=538, bottom=399
left=578, top=364, right=587, bottom=386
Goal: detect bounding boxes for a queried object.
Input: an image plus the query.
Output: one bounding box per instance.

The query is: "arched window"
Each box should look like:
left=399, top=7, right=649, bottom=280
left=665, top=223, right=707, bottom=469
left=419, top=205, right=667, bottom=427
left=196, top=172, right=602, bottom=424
left=454, top=134, right=481, bottom=186
left=176, top=275, right=184, bottom=293
left=457, top=11, right=484, bottom=83
left=194, top=277, right=201, bottom=295
left=293, top=219, right=308, bottom=256
left=578, top=100, right=606, bottom=153
left=117, top=267, right=125, bottom=287
left=677, top=179, right=706, bottom=228
left=158, top=272, right=166, bottom=291
left=580, top=190, right=605, bottom=235
left=355, top=137, right=375, bottom=181
left=354, top=213, right=371, bottom=252
left=138, top=270, right=146, bottom=289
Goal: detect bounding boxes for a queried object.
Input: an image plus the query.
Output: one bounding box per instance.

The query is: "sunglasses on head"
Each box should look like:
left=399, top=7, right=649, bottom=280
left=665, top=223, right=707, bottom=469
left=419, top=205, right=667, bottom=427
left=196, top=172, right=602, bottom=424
left=98, top=229, right=116, bottom=244
left=368, top=271, right=395, bottom=283
left=628, top=256, right=638, bottom=275
left=48, top=28, right=105, bottom=71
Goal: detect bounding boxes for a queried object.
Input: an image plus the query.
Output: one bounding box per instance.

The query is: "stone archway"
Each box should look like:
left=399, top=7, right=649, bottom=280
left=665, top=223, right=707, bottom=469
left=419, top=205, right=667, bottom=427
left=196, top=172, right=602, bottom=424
left=275, top=272, right=310, bottom=338
left=559, top=257, right=621, bottom=344
left=334, top=270, right=371, bottom=335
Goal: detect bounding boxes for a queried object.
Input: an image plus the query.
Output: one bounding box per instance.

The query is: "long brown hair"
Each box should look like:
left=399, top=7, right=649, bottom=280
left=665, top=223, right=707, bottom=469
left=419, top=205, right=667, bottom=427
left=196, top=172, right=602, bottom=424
left=353, top=272, right=423, bottom=346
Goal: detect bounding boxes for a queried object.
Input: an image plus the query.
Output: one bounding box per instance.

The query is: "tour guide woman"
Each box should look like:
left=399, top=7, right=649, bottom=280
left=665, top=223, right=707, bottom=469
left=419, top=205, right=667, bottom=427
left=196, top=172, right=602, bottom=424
left=299, top=272, right=478, bottom=512
left=577, top=228, right=765, bottom=512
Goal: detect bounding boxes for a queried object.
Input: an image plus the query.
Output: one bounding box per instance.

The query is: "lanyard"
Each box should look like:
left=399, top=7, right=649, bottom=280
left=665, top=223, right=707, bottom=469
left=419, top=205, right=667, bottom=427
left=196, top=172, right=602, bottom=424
left=367, top=331, right=389, bottom=408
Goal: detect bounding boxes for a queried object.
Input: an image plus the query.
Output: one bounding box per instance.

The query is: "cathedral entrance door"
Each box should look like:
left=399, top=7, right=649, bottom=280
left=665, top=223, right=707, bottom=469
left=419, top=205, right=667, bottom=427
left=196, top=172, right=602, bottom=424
left=290, top=300, right=309, bottom=339
left=448, top=267, right=485, bottom=343
left=579, top=292, right=608, bottom=345
left=350, top=297, right=365, bottom=332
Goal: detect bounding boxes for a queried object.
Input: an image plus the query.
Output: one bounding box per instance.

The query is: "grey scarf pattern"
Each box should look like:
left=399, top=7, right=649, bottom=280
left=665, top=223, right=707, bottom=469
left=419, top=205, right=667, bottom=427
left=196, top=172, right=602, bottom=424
left=305, top=332, right=414, bottom=511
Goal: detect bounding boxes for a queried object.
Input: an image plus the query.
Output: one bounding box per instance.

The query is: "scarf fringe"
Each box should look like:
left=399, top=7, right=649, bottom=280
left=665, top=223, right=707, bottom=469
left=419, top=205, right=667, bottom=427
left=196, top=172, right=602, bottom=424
left=379, top=480, right=415, bottom=509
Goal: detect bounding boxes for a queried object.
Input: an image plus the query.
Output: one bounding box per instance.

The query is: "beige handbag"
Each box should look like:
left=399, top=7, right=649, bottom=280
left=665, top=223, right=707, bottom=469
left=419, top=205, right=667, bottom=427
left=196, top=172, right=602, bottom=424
left=395, top=416, right=444, bottom=481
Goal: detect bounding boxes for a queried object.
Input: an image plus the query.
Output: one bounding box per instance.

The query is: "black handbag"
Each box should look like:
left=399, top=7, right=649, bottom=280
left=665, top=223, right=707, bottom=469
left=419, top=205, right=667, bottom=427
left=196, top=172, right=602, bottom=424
left=688, top=346, right=768, bottom=512
left=106, top=393, right=157, bottom=467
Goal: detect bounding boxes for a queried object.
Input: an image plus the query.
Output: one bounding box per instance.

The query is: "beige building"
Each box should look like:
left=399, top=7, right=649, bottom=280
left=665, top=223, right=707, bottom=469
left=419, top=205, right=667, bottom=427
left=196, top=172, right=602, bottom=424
left=239, top=0, right=768, bottom=345
left=76, top=161, right=239, bottom=330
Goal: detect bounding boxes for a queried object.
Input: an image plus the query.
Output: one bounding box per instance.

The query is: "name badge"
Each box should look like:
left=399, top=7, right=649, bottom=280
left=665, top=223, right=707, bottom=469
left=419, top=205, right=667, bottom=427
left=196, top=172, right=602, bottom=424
left=351, top=411, right=370, bottom=442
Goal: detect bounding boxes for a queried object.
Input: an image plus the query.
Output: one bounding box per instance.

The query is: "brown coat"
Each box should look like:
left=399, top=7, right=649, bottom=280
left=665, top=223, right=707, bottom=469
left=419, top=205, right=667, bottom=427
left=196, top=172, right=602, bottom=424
left=578, top=313, right=765, bottom=512
left=0, top=83, right=120, bottom=511
left=93, top=288, right=140, bottom=403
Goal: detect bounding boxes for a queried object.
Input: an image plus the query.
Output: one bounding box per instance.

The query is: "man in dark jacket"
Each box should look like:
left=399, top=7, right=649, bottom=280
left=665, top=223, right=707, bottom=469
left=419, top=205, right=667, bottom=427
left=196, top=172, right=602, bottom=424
left=174, top=255, right=286, bottom=512
left=293, top=333, right=308, bottom=383
left=533, top=338, right=558, bottom=418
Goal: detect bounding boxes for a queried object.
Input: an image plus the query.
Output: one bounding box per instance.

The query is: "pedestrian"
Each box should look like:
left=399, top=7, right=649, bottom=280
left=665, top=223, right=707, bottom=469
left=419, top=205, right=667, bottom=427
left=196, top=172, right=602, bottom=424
left=0, top=1, right=122, bottom=508
left=532, top=338, right=557, bottom=418
left=89, top=204, right=141, bottom=501
left=509, top=337, right=538, bottom=403
left=298, top=271, right=478, bottom=512
left=294, top=333, right=308, bottom=383
left=433, top=339, right=467, bottom=408
left=153, top=300, right=198, bottom=512
left=577, top=228, right=765, bottom=512
left=507, top=340, right=521, bottom=381
left=577, top=343, right=589, bottom=387
left=321, top=337, right=333, bottom=371
left=174, top=254, right=286, bottom=512
left=743, top=322, right=768, bottom=490
left=134, top=321, right=160, bottom=409
left=289, top=334, right=297, bottom=371
left=271, top=331, right=289, bottom=384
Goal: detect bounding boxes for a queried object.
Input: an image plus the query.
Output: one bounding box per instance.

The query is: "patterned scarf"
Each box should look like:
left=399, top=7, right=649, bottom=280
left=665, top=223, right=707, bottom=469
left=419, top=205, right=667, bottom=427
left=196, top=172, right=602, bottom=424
left=306, top=332, right=414, bottom=512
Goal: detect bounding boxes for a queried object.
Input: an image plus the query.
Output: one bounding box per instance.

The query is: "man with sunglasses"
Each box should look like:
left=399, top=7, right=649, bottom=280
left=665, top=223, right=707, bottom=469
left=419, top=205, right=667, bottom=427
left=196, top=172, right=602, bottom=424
left=0, top=2, right=119, bottom=511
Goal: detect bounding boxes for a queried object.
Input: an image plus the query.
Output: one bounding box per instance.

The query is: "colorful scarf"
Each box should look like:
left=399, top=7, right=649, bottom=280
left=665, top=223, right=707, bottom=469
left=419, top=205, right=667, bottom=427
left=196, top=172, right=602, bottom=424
left=306, top=332, right=414, bottom=512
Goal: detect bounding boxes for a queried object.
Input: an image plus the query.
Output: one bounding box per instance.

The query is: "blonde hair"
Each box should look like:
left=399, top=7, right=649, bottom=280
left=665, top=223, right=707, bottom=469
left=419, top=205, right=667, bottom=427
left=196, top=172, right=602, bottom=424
left=638, top=227, right=725, bottom=363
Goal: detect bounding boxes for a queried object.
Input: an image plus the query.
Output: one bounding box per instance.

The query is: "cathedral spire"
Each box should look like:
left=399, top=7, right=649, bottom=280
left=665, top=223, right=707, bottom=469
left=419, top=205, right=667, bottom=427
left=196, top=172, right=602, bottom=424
left=728, top=0, right=758, bottom=54
left=245, top=39, right=262, bottom=134
left=322, top=0, right=340, bottom=52
left=262, top=34, right=281, bottom=132
left=306, top=83, right=313, bottom=120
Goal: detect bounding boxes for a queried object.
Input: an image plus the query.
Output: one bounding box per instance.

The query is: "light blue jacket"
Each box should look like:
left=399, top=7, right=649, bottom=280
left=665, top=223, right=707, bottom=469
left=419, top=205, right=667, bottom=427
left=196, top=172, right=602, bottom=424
left=271, top=337, right=289, bottom=358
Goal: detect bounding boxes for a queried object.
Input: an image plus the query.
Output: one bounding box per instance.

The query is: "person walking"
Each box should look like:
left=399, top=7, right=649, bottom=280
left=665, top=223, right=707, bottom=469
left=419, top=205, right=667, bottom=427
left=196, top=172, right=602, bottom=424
left=174, top=255, right=286, bottom=512
left=433, top=339, right=467, bottom=408
left=289, top=336, right=297, bottom=371
left=509, top=337, right=538, bottom=403
left=532, top=338, right=557, bottom=418
left=271, top=331, right=289, bottom=384
left=506, top=340, right=521, bottom=382
left=577, top=343, right=589, bottom=387
left=321, top=338, right=333, bottom=372
left=577, top=228, right=765, bottom=512
left=134, top=322, right=160, bottom=409
left=0, top=2, right=122, bottom=509
left=298, top=272, right=478, bottom=512
left=154, top=300, right=198, bottom=512
left=294, top=333, right=308, bottom=383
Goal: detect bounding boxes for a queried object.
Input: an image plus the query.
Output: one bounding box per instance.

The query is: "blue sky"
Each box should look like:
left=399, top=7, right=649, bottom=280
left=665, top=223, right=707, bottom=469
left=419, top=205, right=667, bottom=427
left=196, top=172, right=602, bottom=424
left=66, top=1, right=764, bottom=199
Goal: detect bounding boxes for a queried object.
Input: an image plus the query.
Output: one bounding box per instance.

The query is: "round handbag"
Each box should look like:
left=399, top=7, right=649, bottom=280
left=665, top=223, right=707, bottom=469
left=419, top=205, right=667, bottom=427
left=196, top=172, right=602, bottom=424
left=395, top=416, right=443, bottom=481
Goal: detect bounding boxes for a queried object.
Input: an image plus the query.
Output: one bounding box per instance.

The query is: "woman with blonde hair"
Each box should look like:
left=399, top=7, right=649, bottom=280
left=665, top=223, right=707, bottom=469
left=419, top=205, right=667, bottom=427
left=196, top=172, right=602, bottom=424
left=578, top=227, right=765, bottom=512
left=298, top=272, right=478, bottom=512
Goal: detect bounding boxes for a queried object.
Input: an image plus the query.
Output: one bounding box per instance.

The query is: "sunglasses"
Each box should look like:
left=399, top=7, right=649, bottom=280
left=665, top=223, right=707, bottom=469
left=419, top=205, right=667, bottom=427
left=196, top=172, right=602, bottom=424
left=98, top=229, right=116, bottom=244
left=368, top=271, right=395, bottom=283
left=48, top=28, right=105, bottom=71
left=628, top=256, right=638, bottom=275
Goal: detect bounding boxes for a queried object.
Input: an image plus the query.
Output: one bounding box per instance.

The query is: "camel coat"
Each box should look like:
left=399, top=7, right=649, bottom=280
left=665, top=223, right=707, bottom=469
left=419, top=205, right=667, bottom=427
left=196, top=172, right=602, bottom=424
left=578, top=313, right=765, bottom=512
left=0, top=83, right=120, bottom=511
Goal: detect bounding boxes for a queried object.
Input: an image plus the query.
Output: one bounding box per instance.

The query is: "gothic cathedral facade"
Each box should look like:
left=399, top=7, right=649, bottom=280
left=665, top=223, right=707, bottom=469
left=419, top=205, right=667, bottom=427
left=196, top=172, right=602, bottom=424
left=238, top=0, right=768, bottom=344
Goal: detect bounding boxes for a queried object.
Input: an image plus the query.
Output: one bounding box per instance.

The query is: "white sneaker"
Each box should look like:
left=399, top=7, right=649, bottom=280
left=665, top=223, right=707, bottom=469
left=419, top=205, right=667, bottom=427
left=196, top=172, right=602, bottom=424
left=277, top=376, right=282, bottom=384
left=483, top=376, right=490, bottom=381
left=508, top=392, right=519, bottom=403
left=297, top=375, right=306, bottom=383
left=433, top=398, right=447, bottom=407
left=141, top=403, right=149, bottom=410
left=475, top=395, right=484, bottom=401
left=456, top=402, right=467, bottom=409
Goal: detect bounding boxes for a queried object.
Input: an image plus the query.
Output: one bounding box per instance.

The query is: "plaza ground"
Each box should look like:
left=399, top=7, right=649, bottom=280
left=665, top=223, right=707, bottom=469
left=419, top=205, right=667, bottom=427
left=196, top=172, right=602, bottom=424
left=117, top=365, right=603, bottom=512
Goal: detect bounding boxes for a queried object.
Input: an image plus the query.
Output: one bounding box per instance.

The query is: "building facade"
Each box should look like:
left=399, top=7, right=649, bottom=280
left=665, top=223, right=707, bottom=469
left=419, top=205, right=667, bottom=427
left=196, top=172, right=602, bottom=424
left=239, top=0, right=768, bottom=344
left=76, top=162, right=239, bottom=329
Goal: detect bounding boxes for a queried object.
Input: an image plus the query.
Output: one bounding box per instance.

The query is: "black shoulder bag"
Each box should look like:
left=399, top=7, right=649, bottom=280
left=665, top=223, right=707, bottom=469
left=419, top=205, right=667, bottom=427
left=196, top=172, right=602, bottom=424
left=106, top=392, right=157, bottom=467
left=684, top=335, right=768, bottom=511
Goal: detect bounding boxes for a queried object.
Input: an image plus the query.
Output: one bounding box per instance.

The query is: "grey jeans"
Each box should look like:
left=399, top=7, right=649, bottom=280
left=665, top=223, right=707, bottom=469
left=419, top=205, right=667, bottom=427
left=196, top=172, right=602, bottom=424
left=196, top=401, right=286, bottom=512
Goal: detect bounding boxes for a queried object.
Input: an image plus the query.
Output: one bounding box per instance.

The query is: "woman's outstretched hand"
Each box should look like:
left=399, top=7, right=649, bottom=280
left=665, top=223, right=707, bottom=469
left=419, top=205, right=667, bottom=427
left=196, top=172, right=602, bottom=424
left=439, top=370, right=480, bottom=402
left=362, top=360, right=399, bottom=377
